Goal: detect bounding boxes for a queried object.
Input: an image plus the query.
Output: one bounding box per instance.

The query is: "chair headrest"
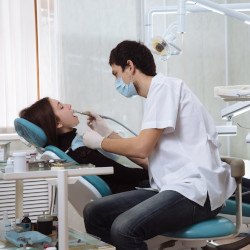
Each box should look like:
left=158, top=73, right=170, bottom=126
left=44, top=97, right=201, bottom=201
left=14, top=118, right=47, bottom=148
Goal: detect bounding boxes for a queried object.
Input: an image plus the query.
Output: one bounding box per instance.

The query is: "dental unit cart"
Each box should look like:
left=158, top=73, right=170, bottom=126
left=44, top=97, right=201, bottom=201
left=0, top=163, right=115, bottom=250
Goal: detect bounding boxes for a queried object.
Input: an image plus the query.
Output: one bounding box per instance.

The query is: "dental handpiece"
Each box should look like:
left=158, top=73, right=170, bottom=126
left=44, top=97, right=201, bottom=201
left=73, top=110, right=106, bottom=119
left=73, top=110, right=137, bottom=136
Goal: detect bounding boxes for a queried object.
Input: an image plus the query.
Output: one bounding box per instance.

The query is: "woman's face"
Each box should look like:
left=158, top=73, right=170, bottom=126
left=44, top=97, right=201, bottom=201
left=49, top=98, right=79, bottom=133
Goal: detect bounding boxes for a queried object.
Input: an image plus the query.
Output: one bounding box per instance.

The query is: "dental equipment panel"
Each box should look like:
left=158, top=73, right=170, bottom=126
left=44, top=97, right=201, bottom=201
left=214, top=85, right=250, bottom=139
left=73, top=110, right=138, bottom=136
left=214, top=85, right=250, bottom=101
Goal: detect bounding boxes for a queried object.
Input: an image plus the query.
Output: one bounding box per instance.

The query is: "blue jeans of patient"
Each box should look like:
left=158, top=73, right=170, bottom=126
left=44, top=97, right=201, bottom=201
left=83, top=190, right=221, bottom=250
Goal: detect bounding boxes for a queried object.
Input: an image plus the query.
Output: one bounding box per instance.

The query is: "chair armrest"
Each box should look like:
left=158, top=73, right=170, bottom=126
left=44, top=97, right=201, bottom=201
left=221, top=157, right=245, bottom=178
left=221, top=157, right=245, bottom=236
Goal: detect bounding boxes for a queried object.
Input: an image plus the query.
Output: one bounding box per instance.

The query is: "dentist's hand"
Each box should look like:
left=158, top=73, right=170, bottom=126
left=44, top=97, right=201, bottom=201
left=87, top=111, right=113, bottom=137
left=83, top=129, right=104, bottom=149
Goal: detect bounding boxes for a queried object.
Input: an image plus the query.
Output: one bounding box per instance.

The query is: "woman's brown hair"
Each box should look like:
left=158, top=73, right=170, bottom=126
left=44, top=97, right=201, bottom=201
left=19, top=97, right=58, bottom=146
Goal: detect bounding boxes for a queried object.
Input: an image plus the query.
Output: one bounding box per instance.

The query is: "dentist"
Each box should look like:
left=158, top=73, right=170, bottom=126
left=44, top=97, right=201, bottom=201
left=82, top=40, right=236, bottom=250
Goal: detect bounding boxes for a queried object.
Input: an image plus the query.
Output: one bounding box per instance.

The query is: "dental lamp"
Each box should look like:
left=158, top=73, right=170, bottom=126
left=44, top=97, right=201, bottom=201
left=151, top=22, right=182, bottom=60
left=145, top=0, right=250, bottom=60
left=149, top=0, right=185, bottom=60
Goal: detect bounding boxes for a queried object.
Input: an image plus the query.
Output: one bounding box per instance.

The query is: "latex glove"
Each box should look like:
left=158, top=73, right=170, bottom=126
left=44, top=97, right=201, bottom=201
left=83, top=129, right=104, bottom=149
left=87, top=111, right=113, bottom=137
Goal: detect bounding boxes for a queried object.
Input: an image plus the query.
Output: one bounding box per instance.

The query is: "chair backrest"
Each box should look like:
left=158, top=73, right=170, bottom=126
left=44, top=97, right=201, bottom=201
left=14, top=118, right=77, bottom=162
left=14, top=118, right=112, bottom=216
left=14, top=118, right=47, bottom=152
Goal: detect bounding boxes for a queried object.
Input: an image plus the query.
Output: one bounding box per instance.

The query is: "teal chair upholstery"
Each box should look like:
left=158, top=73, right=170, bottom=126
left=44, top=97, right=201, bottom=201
left=221, top=199, right=250, bottom=218
left=14, top=118, right=112, bottom=216
left=159, top=157, right=245, bottom=250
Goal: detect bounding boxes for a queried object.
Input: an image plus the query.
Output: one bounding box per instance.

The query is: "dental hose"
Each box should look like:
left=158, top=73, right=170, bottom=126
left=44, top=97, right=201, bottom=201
left=73, top=110, right=138, bottom=136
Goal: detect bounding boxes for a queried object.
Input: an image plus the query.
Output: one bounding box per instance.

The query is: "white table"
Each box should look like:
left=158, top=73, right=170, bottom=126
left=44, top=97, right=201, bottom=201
left=0, top=165, right=114, bottom=250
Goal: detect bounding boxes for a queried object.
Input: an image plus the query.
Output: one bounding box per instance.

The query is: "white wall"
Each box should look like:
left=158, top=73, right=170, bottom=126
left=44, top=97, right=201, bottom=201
left=56, top=0, right=250, bottom=160
left=57, top=0, right=144, bottom=136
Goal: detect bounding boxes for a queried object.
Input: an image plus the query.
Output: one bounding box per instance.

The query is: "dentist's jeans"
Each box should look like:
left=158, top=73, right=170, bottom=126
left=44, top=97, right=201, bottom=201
left=83, top=190, right=222, bottom=250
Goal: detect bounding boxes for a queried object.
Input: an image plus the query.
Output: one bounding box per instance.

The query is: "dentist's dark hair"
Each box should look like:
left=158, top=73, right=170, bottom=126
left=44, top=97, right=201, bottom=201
left=19, top=97, right=59, bottom=146
left=109, top=40, right=156, bottom=76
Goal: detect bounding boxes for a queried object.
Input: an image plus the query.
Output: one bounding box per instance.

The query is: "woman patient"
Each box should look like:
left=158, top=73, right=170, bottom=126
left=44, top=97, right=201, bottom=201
left=19, top=97, right=149, bottom=193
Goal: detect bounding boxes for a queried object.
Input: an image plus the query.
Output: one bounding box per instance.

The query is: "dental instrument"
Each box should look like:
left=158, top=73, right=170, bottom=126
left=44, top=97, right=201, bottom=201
left=73, top=110, right=138, bottom=136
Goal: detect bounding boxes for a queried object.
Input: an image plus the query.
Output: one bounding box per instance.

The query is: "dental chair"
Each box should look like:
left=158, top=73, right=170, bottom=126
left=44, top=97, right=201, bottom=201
left=159, top=157, right=246, bottom=250
left=14, top=118, right=112, bottom=217
left=15, top=118, right=250, bottom=249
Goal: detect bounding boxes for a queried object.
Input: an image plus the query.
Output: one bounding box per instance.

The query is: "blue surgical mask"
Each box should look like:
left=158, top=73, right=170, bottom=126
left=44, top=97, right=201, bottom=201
left=115, top=77, right=137, bottom=97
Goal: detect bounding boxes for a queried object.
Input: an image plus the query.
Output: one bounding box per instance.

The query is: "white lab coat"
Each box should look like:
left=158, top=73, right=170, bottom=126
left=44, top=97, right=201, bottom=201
left=141, top=73, right=236, bottom=210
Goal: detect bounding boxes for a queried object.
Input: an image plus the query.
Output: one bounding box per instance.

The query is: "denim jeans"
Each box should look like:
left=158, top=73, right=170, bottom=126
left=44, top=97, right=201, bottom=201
left=83, top=190, right=222, bottom=250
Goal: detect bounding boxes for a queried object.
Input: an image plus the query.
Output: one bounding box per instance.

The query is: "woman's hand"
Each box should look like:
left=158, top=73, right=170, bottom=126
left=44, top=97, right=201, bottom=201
left=87, top=112, right=113, bottom=137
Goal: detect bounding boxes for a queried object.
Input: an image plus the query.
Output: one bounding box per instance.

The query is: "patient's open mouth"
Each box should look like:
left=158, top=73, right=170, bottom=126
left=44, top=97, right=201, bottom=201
left=72, top=111, right=78, bottom=118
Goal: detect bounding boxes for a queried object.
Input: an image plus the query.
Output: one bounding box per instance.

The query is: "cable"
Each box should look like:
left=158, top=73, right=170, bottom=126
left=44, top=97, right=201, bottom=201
left=73, top=110, right=138, bottom=136
left=100, top=115, right=138, bottom=136
left=236, top=122, right=250, bottom=130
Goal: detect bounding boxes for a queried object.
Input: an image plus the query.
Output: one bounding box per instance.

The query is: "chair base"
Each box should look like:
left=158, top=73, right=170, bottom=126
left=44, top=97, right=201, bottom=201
left=203, top=235, right=250, bottom=250
left=158, top=235, right=250, bottom=250
left=159, top=239, right=207, bottom=250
